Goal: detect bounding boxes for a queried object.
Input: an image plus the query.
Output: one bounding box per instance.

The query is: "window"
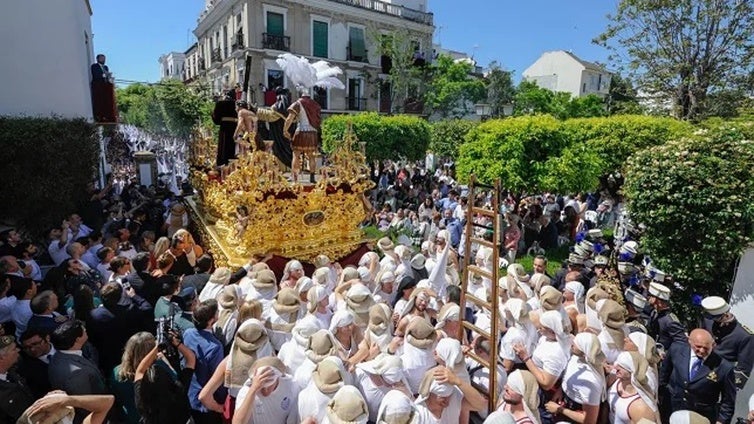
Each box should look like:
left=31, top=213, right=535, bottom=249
left=267, top=12, right=284, bottom=36
left=582, top=83, right=586, bottom=93
left=222, top=26, right=228, bottom=57
left=348, top=26, right=366, bottom=62
left=348, top=77, right=364, bottom=111
left=267, top=69, right=284, bottom=90
left=598, top=74, right=603, bottom=90
left=312, top=20, right=328, bottom=58
left=314, top=86, right=328, bottom=109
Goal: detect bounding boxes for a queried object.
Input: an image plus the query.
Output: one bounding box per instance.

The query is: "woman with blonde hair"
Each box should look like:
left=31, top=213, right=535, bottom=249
left=112, top=332, right=156, bottom=424
left=150, top=236, right=170, bottom=270
left=173, top=229, right=204, bottom=267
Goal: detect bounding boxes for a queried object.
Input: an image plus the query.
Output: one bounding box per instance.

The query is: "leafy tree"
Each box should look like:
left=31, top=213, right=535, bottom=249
left=595, top=0, right=754, bottom=121
left=485, top=62, right=516, bottom=118
left=514, top=81, right=606, bottom=120
left=429, top=119, right=478, bottom=158
left=623, top=126, right=754, bottom=309
left=606, top=73, right=643, bottom=115
left=425, top=55, right=487, bottom=118
left=514, top=81, right=556, bottom=116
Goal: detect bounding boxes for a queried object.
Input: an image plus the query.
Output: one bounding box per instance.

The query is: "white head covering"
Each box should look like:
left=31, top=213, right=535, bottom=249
left=326, top=385, right=369, bottom=424
left=564, top=281, right=585, bottom=300
left=483, top=410, right=516, bottom=424
left=539, top=310, right=571, bottom=357
left=507, top=370, right=540, bottom=424
left=572, top=333, right=606, bottom=401
left=415, top=370, right=456, bottom=405
left=628, top=332, right=661, bottom=367
left=614, top=351, right=658, bottom=412
left=283, top=259, right=303, bottom=281
left=668, top=410, right=711, bottom=424
left=357, top=353, right=407, bottom=387
left=292, top=314, right=322, bottom=347
left=434, top=303, right=460, bottom=330
left=308, top=285, right=329, bottom=313
left=329, top=309, right=355, bottom=335
left=296, top=276, right=315, bottom=295
left=376, top=390, right=418, bottom=424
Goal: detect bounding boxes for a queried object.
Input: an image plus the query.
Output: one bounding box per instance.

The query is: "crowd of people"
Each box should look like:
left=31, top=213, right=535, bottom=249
left=0, top=156, right=753, bottom=424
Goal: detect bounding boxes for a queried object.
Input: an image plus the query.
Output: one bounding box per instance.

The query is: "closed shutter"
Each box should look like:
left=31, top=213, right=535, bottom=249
left=349, top=27, right=366, bottom=60
left=267, top=12, right=284, bottom=36
left=313, top=21, right=328, bottom=58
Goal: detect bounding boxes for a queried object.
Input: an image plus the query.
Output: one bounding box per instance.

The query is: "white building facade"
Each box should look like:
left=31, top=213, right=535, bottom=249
left=522, top=50, right=611, bottom=99
left=158, top=52, right=187, bottom=81
left=185, top=0, right=434, bottom=114
left=0, top=0, right=95, bottom=119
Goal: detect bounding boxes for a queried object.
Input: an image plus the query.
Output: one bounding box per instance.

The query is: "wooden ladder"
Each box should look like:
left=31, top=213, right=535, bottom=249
left=458, top=175, right=503, bottom=413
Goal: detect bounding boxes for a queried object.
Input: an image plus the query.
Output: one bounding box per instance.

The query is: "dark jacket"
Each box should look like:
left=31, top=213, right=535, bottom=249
left=88, top=295, right=153, bottom=370
left=660, top=341, right=736, bottom=424
left=0, top=372, right=35, bottom=422
left=17, top=354, right=52, bottom=398
left=704, top=317, right=754, bottom=389
left=91, top=63, right=110, bottom=81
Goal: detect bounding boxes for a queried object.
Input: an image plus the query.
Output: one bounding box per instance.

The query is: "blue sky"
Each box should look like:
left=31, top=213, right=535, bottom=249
left=91, top=0, right=617, bottom=84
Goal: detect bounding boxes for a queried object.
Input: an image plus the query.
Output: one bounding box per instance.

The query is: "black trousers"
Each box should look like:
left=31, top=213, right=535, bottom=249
left=191, top=410, right=222, bottom=424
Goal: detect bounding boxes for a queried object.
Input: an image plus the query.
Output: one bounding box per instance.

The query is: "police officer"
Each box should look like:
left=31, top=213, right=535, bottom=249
left=625, top=288, right=650, bottom=333
left=0, top=335, right=35, bottom=422
left=646, top=282, right=688, bottom=351
left=701, top=296, right=754, bottom=390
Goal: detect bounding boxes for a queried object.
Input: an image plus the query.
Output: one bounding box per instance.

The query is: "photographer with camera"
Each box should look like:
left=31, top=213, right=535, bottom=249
left=134, top=327, right=195, bottom=424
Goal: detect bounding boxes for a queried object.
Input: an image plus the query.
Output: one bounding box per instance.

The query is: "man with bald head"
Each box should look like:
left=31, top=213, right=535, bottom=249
left=660, top=328, right=736, bottom=424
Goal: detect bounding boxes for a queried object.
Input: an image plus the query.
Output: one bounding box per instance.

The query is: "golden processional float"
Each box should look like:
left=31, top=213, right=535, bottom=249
left=187, top=123, right=374, bottom=268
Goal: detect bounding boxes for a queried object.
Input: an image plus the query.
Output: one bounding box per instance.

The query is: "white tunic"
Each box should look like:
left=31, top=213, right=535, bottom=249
left=235, top=376, right=299, bottom=424
left=297, top=380, right=334, bottom=423
left=401, top=343, right=437, bottom=394
left=532, top=337, right=569, bottom=379
left=562, top=356, right=604, bottom=406
left=355, top=368, right=390, bottom=422
left=293, top=358, right=317, bottom=391
left=414, top=387, right=463, bottom=424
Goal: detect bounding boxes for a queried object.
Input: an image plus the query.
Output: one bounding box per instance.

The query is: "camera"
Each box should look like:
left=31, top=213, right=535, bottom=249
left=155, top=303, right=182, bottom=365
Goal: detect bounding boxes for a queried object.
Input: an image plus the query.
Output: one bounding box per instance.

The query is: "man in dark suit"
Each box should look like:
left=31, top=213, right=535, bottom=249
left=181, top=254, right=213, bottom=295
left=48, top=320, right=108, bottom=423
left=18, top=328, right=54, bottom=397
left=89, top=282, right=153, bottom=371
left=91, top=54, right=110, bottom=82
left=660, top=328, right=736, bottom=424
left=0, top=335, right=35, bottom=422
left=701, top=296, right=754, bottom=389
left=26, top=289, right=67, bottom=335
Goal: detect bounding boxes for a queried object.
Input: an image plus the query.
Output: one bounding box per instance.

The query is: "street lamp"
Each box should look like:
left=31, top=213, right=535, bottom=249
left=475, top=103, right=491, bottom=121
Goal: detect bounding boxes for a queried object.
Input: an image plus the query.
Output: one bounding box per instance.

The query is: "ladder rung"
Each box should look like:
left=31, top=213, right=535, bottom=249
left=473, top=182, right=496, bottom=190
left=471, top=207, right=496, bottom=218
left=467, top=265, right=493, bottom=280
left=462, top=321, right=491, bottom=339
left=465, top=350, right=491, bottom=369
left=470, top=238, right=496, bottom=249
left=463, top=293, right=492, bottom=310
left=471, top=222, right=494, bottom=230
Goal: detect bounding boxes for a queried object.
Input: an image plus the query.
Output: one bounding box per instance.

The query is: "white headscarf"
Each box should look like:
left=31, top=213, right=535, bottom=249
left=357, top=353, right=408, bottom=388
left=539, top=310, right=571, bottom=357
left=376, top=390, right=418, bottom=424
left=668, top=410, right=711, bottom=424
left=435, top=338, right=469, bottom=382
left=572, top=333, right=606, bottom=401
left=507, top=370, right=540, bottom=424
left=292, top=314, right=322, bottom=347
left=614, top=351, right=658, bottom=412
left=329, top=309, right=355, bottom=335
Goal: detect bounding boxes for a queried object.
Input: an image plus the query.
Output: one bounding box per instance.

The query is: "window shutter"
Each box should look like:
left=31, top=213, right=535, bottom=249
left=313, top=21, right=328, bottom=58
left=349, top=27, right=366, bottom=60
left=267, top=12, right=284, bottom=36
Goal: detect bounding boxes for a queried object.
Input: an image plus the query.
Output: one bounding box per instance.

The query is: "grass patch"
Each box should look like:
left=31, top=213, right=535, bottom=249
left=516, top=245, right=571, bottom=276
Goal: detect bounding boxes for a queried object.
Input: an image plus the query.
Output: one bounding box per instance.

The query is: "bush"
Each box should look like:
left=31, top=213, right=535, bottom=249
left=456, top=115, right=569, bottom=191
left=429, top=119, right=478, bottom=159
left=321, top=113, right=430, bottom=162
left=0, top=117, right=99, bottom=236
left=562, top=115, right=692, bottom=174
left=624, top=133, right=754, bottom=308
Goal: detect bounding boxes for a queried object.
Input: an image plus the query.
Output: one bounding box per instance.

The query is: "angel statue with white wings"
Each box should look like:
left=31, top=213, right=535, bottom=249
left=276, top=53, right=345, bottom=183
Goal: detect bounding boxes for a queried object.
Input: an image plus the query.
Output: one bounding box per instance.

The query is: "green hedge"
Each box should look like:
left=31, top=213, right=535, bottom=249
left=457, top=114, right=692, bottom=192
left=0, top=117, right=99, bottom=235
left=321, top=113, right=430, bottom=162
left=429, top=119, right=478, bottom=159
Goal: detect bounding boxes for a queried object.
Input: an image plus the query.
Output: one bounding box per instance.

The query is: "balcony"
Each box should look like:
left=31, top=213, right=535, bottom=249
left=327, top=0, right=433, bottom=25
left=232, top=32, right=244, bottom=51
left=347, top=46, right=369, bottom=63
left=262, top=33, right=290, bottom=51
left=347, top=97, right=367, bottom=111
left=211, top=48, right=222, bottom=63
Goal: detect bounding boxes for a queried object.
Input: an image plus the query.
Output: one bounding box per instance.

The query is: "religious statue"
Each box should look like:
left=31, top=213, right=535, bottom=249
left=233, top=100, right=264, bottom=155
left=275, top=53, right=345, bottom=183
left=256, top=87, right=294, bottom=169
left=211, top=90, right=238, bottom=167
left=234, top=205, right=249, bottom=239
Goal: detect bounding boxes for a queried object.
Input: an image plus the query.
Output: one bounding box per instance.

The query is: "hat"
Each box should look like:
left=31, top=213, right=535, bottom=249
left=395, top=245, right=412, bottom=261
left=378, top=270, right=396, bottom=284
left=539, top=286, right=563, bottom=311
left=218, top=285, right=239, bottom=309
left=507, top=263, right=531, bottom=284
left=357, top=353, right=405, bottom=385
left=593, top=255, right=608, bottom=267
left=0, top=335, right=15, bottom=350
left=306, top=329, right=339, bottom=363
left=208, top=267, right=232, bottom=285
left=617, top=262, right=637, bottom=275
left=567, top=254, right=585, bottom=266
left=588, top=229, right=603, bottom=239
left=669, top=410, right=711, bottom=424
left=250, top=356, right=287, bottom=375
left=314, top=254, right=331, bottom=268
left=621, top=241, right=639, bottom=257
left=329, top=309, right=355, bottom=334
left=307, top=286, right=328, bottom=313
left=326, top=385, right=369, bottom=424
left=645, top=266, right=667, bottom=283
left=346, top=284, right=375, bottom=314
left=598, top=299, right=626, bottom=329
left=253, top=269, right=277, bottom=289
left=295, top=276, right=314, bottom=295
left=648, top=282, right=671, bottom=301
left=378, top=237, right=395, bottom=252
left=369, top=303, right=392, bottom=334
left=405, top=318, right=437, bottom=349
left=410, top=254, right=426, bottom=270
left=313, top=357, right=347, bottom=394
left=435, top=303, right=460, bottom=330
left=313, top=267, right=331, bottom=285
left=272, top=288, right=301, bottom=315
left=375, top=389, right=418, bottom=424
left=701, top=296, right=730, bottom=317
left=624, top=288, right=648, bottom=310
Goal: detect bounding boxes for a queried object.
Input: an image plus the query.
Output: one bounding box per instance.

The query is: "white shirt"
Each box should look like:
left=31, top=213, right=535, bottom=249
left=293, top=359, right=317, bottom=392
left=39, top=346, right=57, bottom=364
left=235, top=376, right=299, bottom=424
left=277, top=340, right=306, bottom=373
left=199, top=282, right=224, bottom=303
left=60, top=349, right=84, bottom=357
left=48, top=239, right=71, bottom=266
left=414, top=387, right=463, bottom=424
left=562, top=356, right=604, bottom=406
left=688, top=349, right=705, bottom=376
left=532, top=337, right=569, bottom=378
left=297, top=380, right=334, bottom=423
left=12, top=299, right=32, bottom=338
left=401, top=343, right=437, bottom=394
left=97, top=262, right=112, bottom=284
left=355, top=368, right=391, bottom=422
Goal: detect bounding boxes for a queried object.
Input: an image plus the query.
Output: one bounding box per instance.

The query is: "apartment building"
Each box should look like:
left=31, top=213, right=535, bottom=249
left=522, top=50, right=612, bottom=99
left=187, top=0, right=434, bottom=114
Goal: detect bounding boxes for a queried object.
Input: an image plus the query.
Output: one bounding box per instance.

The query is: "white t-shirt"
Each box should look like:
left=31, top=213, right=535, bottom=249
left=297, top=380, right=334, bottom=423
left=355, top=368, right=390, bottom=422
left=562, top=356, right=604, bottom=406
left=293, top=359, right=317, bottom=392
left=414, top=387, right=463, bottom=424
left=235, top=376, right=299, bottom=424
left=532, top=337, right=569, bottom=378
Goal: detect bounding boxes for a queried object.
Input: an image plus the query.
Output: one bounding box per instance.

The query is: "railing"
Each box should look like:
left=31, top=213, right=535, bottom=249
left=328, top=0, right=433, bottom=25
left=232, top=33, right=244, bottom=50
left=347, top=46, right=369, bottom=63
left=262, top=33, right=290, bottom=51
left=211, top=48, right=222, bottom=63
left=347, top=97, right=367, bottom=111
